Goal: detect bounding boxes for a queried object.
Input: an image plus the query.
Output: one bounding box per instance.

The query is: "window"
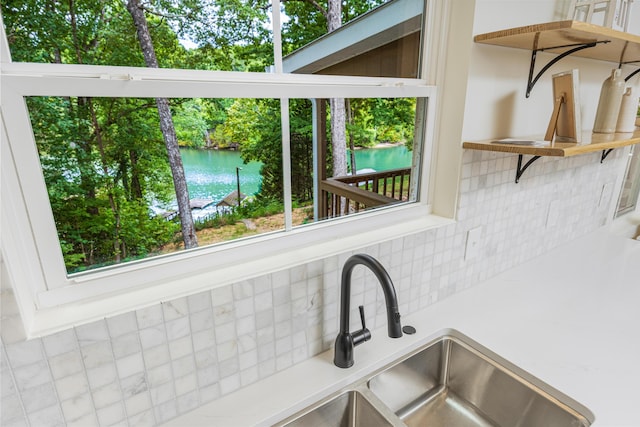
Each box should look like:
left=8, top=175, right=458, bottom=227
left=617, top=145, right=640, bottom=216
left=23, top=94, right=423, bottom=275
left=1, top=0, right=469, bottom=337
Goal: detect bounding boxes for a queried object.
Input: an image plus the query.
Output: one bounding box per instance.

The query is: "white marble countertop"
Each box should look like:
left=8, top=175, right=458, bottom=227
left=163, top=228, right=640, bottom=427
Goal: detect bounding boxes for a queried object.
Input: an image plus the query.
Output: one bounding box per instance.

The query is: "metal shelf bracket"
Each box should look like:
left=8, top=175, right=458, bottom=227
left=601, top=148, right=614, bottom=163
left=526, top=40, right=609, bottom=97
left=515, top=154, right=541, bottom=183
left=625, top=67, right=640, bottom=82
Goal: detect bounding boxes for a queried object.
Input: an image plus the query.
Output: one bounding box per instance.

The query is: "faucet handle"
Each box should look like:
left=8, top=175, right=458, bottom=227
left=352, top=305, right=371, bottom=346
left=358, top=305, right=367, bottom=330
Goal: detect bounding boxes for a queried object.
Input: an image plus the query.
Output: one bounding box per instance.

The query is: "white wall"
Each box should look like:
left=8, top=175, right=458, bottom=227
left=465, top=0, right=640, bottom=141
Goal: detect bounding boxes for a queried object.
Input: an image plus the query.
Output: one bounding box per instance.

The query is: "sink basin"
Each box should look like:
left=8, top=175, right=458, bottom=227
left=276, top=330, right=594, bottom=427
left=368, top=330, right=594, bottom=427
left=277, top=390, right=394, bottom=427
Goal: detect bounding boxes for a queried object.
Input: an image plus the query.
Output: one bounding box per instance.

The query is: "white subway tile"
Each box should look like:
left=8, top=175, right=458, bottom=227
left=90, top=381, right=121, bottom=409
left=5, top=340, right=44, bottom=368
left=162, top=298, right=188, bottom=322
left=136, top=305, right=164, bottom=329
left=27, top=404, right=65, bottom=427
left=124, top=390, right=151, bottom=416
left=42, top=330, right=78, bottom=358
left=13, top=360, right=51, bottom=391
left=21, top=382, right=58, bottom=413
left=60, top=392, right=94, bottom=421
left=96, top=401, right=125, bottom=426
left=106, top=312, right=138, bottom=338
left=54, top=372, right=88, bottom=401
left=76, top=320, right=109, bottom=346
left=187, top=291, right=212, bottom=314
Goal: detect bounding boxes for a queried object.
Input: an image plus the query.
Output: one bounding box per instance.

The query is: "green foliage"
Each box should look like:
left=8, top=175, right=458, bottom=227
left=348, top=98, right=416, bottom=149
left=194, top=197, right=284, bottom=230
left=173, top=100, right=210, bottom=147
left=281, top=0, right=387, bottom=53
left=117, top=201, right=180, bottom=256
left=220, top=98, right=315, bottom=202
left=2, top=0, right=418, bottom=273
left=26, top=95, right=180, bottom=273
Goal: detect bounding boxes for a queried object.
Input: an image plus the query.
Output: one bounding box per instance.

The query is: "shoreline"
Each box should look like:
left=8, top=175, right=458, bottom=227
left=181, top=141, right=407, bottom=151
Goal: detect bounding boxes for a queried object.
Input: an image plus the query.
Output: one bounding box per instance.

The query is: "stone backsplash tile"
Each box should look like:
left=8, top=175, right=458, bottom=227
left=0, top=147, right=628, bottom=426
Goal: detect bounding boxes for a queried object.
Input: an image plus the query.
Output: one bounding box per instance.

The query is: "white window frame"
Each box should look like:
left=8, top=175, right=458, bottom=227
left=0, top=0, right=470, bottom=337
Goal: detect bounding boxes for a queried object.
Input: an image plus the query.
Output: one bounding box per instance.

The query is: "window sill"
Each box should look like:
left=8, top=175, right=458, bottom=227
left=22, top=207, right=453, bottom=338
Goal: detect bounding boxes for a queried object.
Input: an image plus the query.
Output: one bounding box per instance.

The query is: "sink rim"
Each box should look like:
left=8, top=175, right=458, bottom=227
left=367, top=328, right=596, bottom=426
left=272, top=386, right=405, bottom=427
left=274, top=328, right=595, bottom=427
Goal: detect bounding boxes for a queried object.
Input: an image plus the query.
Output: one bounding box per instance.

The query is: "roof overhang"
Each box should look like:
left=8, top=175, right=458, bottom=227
left=283, top=0, right=423, bottom=74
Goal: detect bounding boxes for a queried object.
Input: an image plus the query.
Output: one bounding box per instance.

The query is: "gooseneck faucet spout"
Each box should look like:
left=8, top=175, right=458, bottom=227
left=334, top=254, right=403, bottom=368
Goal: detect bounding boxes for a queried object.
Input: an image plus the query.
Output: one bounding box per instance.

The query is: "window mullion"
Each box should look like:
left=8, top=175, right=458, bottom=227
left=281, top=98, right=293, bottom=231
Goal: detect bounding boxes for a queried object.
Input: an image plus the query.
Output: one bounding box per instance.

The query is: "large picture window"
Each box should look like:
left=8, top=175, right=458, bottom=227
left=0, top=0, right=452, bottom=336
left=24, top=94, right=422, bottom=274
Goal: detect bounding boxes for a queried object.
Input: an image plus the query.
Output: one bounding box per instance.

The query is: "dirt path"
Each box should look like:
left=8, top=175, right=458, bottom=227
left=163, top=208, right=311, bottom=251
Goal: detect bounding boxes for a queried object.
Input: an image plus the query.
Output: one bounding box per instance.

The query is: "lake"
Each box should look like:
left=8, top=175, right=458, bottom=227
left=179, top=145, right=412, bottom=215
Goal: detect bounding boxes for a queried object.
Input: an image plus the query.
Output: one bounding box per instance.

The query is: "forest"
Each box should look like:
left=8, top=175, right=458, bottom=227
left=1, top=0, right=417, bottom=273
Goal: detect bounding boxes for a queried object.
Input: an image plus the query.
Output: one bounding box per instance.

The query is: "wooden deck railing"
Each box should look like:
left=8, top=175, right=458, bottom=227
left=319, top=167, right=411, bottom=218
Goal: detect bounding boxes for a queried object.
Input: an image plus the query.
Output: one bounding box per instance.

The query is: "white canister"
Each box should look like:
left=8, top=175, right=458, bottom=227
left=593, top=68, right=626, bottom=133
left=616, top=86, right=639, bottom=133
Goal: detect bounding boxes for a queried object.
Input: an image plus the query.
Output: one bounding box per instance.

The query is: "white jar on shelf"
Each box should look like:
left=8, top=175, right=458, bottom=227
left=593, top=68, right=626, bottom=133
left=616, top=86, right=639, bottom=133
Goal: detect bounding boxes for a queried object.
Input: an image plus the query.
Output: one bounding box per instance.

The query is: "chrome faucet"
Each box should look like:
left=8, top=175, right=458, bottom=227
left=334, top=254, right=403, bottom=368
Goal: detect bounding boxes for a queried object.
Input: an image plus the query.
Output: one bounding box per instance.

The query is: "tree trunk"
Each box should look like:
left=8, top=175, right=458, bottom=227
left=327, top=0, right=348, bottom=213
left=346, top=99, right=357, bottom=175
left=330, top=98, right=347, bottom=177
left=126, top=0, right=198, bottom=249
left=129, top=150, right=143, bottom=200
left=326, top=0, right=346, bottom=179
left=89, top=99, right=122, bottom=263
left=326, top=0, right=341, bottom=33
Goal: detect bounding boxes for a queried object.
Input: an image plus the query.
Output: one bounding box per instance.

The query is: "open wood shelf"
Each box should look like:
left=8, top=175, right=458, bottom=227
left=463, top=130, right=640, bottom=157
left=470, top=21, right=640, bottom=182
left=474, top=20, right=640, bottom=65
left=463, top=131, right=640, bottom=183
left=475, top=20, right=640, bottom=95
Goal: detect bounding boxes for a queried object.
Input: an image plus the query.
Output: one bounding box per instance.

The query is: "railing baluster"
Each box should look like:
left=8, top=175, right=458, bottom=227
left=321, top=167, right=411, bottom=218
left=406, top=174, right=410, bottom=201
left=391, top=176, right=396, bottom=199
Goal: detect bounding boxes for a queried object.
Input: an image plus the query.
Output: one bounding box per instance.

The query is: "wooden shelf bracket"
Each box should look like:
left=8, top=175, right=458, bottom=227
left=515, top=154, right=542, bottom=183
left=526, top=40, right=609, bottom=97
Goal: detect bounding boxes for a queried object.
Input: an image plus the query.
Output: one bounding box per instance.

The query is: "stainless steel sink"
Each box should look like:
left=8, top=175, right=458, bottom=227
left=276, top=329, right=594, bottom=427
left=276, top=390, right=394, bottom=427
left=368, top=330, right=594, bottom=427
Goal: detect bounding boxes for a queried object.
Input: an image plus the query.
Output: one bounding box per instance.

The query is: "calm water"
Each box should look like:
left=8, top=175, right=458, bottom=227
left=179, top=145, right=412, bottom=210
left=180, top=148, right=263, bottom=202
left=348, top=145, right=412, bottom=172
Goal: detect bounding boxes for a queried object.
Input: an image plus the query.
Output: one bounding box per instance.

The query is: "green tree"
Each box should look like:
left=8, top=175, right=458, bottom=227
left=282, top=0, right=388, bottom=182
left=173, top=100, right=210, bottom=147
left=220, top=98, right=314, bottom=202
left=2, top=0, right=414, bottom=272
left=2, top=0, right=189, bottom=270
left=127, top=0, right=198, bottom=249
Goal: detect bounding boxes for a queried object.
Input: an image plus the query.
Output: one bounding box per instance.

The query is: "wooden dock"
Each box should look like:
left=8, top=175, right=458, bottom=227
left=189, top=198, right=215, bottom=209
left=216, top=191, right=246, bottom=207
